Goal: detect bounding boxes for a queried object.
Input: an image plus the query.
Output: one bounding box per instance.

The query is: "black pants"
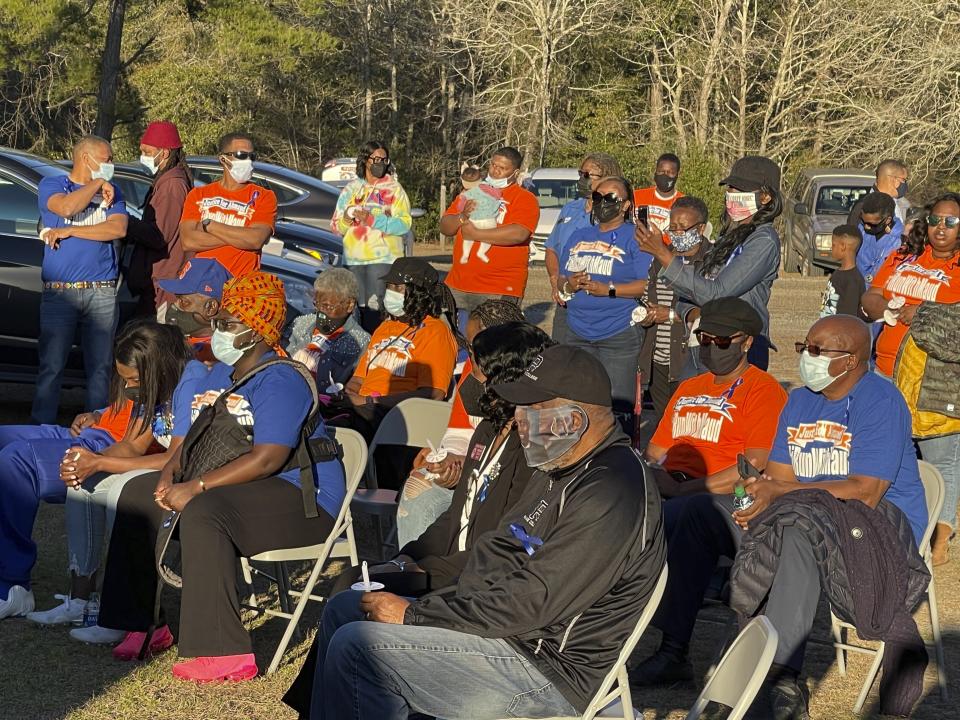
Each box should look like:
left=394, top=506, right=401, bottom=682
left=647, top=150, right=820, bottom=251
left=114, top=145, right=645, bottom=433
left=99, top=472, right=335, bottom=658
left=649, top=361, right=678, bottom=425
left=653, top=494, right=819, bottom=672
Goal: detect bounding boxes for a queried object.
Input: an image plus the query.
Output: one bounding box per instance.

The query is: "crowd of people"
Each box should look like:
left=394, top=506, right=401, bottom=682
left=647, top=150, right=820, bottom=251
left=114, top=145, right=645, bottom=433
left=0, top=123, right=956, bottom=720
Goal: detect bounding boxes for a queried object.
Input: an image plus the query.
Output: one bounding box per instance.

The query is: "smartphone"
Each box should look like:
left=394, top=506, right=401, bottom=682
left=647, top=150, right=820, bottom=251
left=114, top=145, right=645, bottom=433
left=635, top=206, right=649, bottom=227
left=737, top=453, right=763, bottom=480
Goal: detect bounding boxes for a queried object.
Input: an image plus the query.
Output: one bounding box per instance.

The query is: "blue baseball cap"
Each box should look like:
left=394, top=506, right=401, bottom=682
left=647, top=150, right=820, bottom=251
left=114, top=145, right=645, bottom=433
left=157, top=259, right=232, bottom=300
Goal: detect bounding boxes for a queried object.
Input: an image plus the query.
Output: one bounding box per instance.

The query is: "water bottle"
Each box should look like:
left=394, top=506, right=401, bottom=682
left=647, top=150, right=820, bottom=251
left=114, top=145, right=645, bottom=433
left=82, top=592, right=100, bottom=628
left=732, top=484, right=754, bottom=512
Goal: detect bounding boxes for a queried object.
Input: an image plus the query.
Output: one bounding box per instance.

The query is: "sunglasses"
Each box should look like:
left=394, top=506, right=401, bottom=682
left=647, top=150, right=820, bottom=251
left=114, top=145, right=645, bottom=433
left=794, top=341, right=849, bottom=357
left=222, top=150, right=258, bottom=161
left=694, top=331, right=745, bottom=349
left=862, top=219, right=889, bottom=231
left=927, top=214, right=960, bottom=229
left=591, top=191, right=623, bottom=204
left=578, top=170, right=603, bottom=180
left=369, top=155, right=389, bottom=163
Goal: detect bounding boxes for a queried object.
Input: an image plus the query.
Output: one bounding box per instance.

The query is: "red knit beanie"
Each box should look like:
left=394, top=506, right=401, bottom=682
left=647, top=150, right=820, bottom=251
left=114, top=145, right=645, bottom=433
left=141, top=121, right=183, bottom=149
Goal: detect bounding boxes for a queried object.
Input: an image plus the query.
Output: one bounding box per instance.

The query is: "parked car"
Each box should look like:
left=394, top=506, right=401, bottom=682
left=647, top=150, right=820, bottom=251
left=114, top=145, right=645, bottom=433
left=781, top=168, right=874, bottom=275
left=523, top=167, right=580, bottom=263
left=321, top=157, right=357, bottom=183
left=0, top=147, right=324, bottom=384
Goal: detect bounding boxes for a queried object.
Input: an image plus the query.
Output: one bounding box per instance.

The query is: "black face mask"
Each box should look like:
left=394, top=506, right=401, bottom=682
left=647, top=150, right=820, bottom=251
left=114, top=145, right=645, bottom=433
left=576, top=176, right=592, bottom=199
left=654, top=173, right=677, bottom=194
left=370, top=161, right=388, bottom=179
left=459, top=374, right=485, bottom=418
left=123, top=386, right=142, bottom=404
left=165, top=304, right=209, bottom=337
left=896, top=180, right=908, bottom=198
left=700, top=342, right=745, bottom=376
left=315, top=310, right=349, bottom=336
left=862, top=220, right=890, bottom=238
left=591, top=201, right=623, bottom=225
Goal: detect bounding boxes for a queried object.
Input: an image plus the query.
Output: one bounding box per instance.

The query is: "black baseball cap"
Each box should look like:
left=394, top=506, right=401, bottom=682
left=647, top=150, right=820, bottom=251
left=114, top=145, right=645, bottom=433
left=380, top=257, right=439, bottom=288
left=493, top=345, right=612, bottom=407
left=698, top=297, right=763, bottom=337
left=720, top=155, right=781, bottom=192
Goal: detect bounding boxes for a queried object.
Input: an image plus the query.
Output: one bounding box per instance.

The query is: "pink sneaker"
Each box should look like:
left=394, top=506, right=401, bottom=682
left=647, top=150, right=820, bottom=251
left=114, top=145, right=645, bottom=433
left=112, top=625, right=174, bottom=661
left=172, top=653, right=258, bottom=683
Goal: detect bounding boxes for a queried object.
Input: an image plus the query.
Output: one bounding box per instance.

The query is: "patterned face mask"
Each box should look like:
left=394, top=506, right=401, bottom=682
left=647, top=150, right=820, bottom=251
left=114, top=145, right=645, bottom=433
left=725, top=191, right=759, bottom=221
left=668, top=227, right=702, bottom=253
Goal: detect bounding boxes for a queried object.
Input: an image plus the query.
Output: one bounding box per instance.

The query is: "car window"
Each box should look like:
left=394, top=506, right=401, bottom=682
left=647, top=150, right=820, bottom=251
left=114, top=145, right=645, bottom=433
left=113, top=174, right=151, bottom=210
left=253, top=175, right=306, bottom=205
left=815, top=185, right=870, bottom=215
left=529, top=178, right=578, bottom=209
left=190, top=165, right=222, bottom=186
left=0, top=173, right=40, bottom=236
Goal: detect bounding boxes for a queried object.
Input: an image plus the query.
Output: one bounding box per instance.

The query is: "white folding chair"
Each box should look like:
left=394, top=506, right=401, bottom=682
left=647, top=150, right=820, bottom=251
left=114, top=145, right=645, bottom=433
left=508, top=563, right=669, bottom=720
left=240, top=427, right=366, bottom=674
left=685, top=617, right=778, bottom=720
left=351, top=397, right=452, bottom=557
left=830, top=460, right=948, bottom=711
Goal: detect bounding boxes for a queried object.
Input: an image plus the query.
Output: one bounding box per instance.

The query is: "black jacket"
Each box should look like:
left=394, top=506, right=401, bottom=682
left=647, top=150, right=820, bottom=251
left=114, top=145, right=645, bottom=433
left=401, top=421, right=533, bottom=587
left=730, top=489, right=929, bottom=716
left=404, top=433, right=666, bottom=713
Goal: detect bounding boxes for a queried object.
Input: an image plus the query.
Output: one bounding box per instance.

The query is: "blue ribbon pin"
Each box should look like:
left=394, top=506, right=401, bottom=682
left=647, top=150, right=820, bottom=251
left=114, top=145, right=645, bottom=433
left=510, top=523, right=544, bottom=556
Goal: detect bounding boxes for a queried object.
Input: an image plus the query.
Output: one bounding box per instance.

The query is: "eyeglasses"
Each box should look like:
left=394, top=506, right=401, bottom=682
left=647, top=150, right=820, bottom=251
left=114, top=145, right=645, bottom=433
left=578, top=170, right=603, bottom=180
left=211, top=318, right=248, bottom=332
left=315, top=302, right=342, bottom=315
left=694, top=331, right=745, bottom=349
left=794, top=341, right=849, bottom=357
left=591, top=191, right=623, bottom=204
left=927, top=214, right=960, bottom=229
left=222, top=151, right=258, bottom=161
left=669, top=223, right=701, bottom=233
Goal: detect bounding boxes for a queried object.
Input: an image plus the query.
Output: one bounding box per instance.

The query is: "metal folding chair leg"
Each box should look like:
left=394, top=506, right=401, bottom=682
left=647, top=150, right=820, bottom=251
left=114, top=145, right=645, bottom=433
left=927, top=573, right=948, bottom=700
left=853, top=642, right=885, bottom=714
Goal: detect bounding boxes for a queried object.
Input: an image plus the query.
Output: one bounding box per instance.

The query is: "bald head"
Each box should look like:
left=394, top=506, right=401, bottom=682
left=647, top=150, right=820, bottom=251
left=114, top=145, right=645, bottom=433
left=809, top=315, right=871, bottom=362
left=73, top=134, right=110, bottom=161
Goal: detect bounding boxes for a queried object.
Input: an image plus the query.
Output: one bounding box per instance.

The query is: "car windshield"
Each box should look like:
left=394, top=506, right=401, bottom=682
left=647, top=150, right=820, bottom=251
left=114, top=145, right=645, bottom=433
left=815, top=185, right=870, bottom=215
left=529, top=178, right=579, bottom=209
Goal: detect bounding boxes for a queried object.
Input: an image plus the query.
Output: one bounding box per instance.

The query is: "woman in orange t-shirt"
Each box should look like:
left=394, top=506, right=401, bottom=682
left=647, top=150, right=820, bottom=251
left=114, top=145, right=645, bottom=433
left=342, top=257, right=460, bottom=442
left=863, top=192, right=960, bottom=563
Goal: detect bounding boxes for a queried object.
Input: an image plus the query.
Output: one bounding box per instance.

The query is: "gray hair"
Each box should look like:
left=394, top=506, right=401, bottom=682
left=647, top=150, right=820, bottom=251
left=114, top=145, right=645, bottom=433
left=314, top=267, right=359, bottom=301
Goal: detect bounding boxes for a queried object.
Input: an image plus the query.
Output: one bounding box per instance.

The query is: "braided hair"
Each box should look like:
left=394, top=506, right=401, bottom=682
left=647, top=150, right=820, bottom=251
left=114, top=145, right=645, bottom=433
left=401, top=279, right=464, bottom=346
left=469, top=299, right=525, bottom=329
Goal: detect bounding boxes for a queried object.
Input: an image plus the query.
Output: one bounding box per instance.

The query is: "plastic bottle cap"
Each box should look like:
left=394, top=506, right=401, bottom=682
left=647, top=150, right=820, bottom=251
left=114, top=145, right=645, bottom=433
left=734, top=485, right=747, bottom=497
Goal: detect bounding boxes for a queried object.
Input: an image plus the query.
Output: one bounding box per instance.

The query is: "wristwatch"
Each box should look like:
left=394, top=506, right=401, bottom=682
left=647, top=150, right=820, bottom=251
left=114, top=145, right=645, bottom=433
left=201, top=218, right=212, bottom=233
left=388, top=559, right=406, bottom=571
left=608, top=281, right=616, bottom=298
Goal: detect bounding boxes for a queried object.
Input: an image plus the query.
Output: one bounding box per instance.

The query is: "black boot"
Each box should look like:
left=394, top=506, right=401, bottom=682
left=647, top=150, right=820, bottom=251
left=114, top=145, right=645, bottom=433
left=629, top=638, right=694, bottom=686
left=767, top=670, right=810, bottom=720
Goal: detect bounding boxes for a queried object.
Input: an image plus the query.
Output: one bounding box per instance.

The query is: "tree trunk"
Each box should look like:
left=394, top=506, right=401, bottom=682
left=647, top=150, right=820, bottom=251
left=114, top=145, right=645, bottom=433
left=94, top=0, right=126, bottom=140
left=648, top=47, right=663, bottom=144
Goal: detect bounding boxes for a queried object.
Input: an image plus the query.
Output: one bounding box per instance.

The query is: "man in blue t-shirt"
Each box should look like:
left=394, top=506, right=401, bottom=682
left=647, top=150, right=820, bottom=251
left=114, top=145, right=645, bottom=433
left=633, top=314, right=926, bottom=720
left=33, top=135, right=128, bottom=424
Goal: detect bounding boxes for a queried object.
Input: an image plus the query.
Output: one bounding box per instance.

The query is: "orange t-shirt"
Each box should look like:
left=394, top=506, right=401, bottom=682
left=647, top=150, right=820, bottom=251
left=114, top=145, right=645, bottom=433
left=444, top=183, right=539, bottom=298
left=353, top=316, right=458, bottom=397
left=871, top=246, right=960, bottom=376
left=94, top=400, right=135, bottom=442
left=651, top=365, right=787, bottom=477
left=633, top=186, right=684, bottom=240
left=180, top=180, right=278, bottom=277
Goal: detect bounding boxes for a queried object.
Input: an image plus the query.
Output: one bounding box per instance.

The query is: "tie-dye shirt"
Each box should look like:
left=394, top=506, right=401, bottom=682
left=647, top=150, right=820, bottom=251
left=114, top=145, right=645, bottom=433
left=331, top=175, right=412, bottom=265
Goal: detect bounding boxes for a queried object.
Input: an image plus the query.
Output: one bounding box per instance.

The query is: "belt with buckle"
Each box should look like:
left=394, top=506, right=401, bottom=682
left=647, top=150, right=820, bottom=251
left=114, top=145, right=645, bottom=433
left=43, top=280, right=118, bottom=291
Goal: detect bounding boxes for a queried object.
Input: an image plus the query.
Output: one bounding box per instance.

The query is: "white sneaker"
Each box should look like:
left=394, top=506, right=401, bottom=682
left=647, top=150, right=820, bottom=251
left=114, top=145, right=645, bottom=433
left=70, top=624, right=126, bottom=645
left=0, top=585, right=35, bottom=620
left=27, top=594, right=87, bottom=625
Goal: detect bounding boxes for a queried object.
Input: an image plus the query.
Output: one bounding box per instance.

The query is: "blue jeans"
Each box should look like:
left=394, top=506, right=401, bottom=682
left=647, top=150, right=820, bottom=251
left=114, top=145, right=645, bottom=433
left=0, top=424, right=113, bottom=598
left=32, top=285, right=118, bottom=424
left=65, top=468, right=147, bottom=577
left=395, top=474, right=455, bottom=548
left=311, top=590, right=578, bottom=720
left=566, top=323, right=644, bottom=415
left=917, top=433, right=960, bottom=528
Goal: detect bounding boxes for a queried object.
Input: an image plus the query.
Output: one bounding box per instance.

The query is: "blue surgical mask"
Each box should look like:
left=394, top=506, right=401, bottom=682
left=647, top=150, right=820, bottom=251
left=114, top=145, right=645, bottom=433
left=211, top=328, right=254, bottom=365
left=383, top=288, right=406, bottom=318
left=484, top=174, right=511, bottom=190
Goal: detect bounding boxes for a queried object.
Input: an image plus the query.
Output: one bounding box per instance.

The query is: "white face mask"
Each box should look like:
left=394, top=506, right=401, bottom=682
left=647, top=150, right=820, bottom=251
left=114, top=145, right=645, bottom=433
left=87, top=156, right=115, bottom=182
left=799, top=350, right=850, bottom=393
left=211, top=328, right=255, bottom=365
left=725, top=191, right=759, bottom=221
left=484, top=173, right=512, bottom=190
left=140, top=150, right=163, bottom=176
left=227, top=157, right=254, bottom=184
left=383, top=288, right=406, bottom=318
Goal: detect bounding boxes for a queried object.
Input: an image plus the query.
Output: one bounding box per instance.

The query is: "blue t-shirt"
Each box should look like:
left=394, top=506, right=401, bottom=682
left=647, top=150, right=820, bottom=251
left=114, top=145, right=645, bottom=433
left=189, top=358, right=346, bottom=518
left=37, top=175, right=127, bottom=283
left=769, top=372, right=927, bottom=543
left=560, top=222, right=654, bottom=340
left=545, top=197, right=591, bottom=256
